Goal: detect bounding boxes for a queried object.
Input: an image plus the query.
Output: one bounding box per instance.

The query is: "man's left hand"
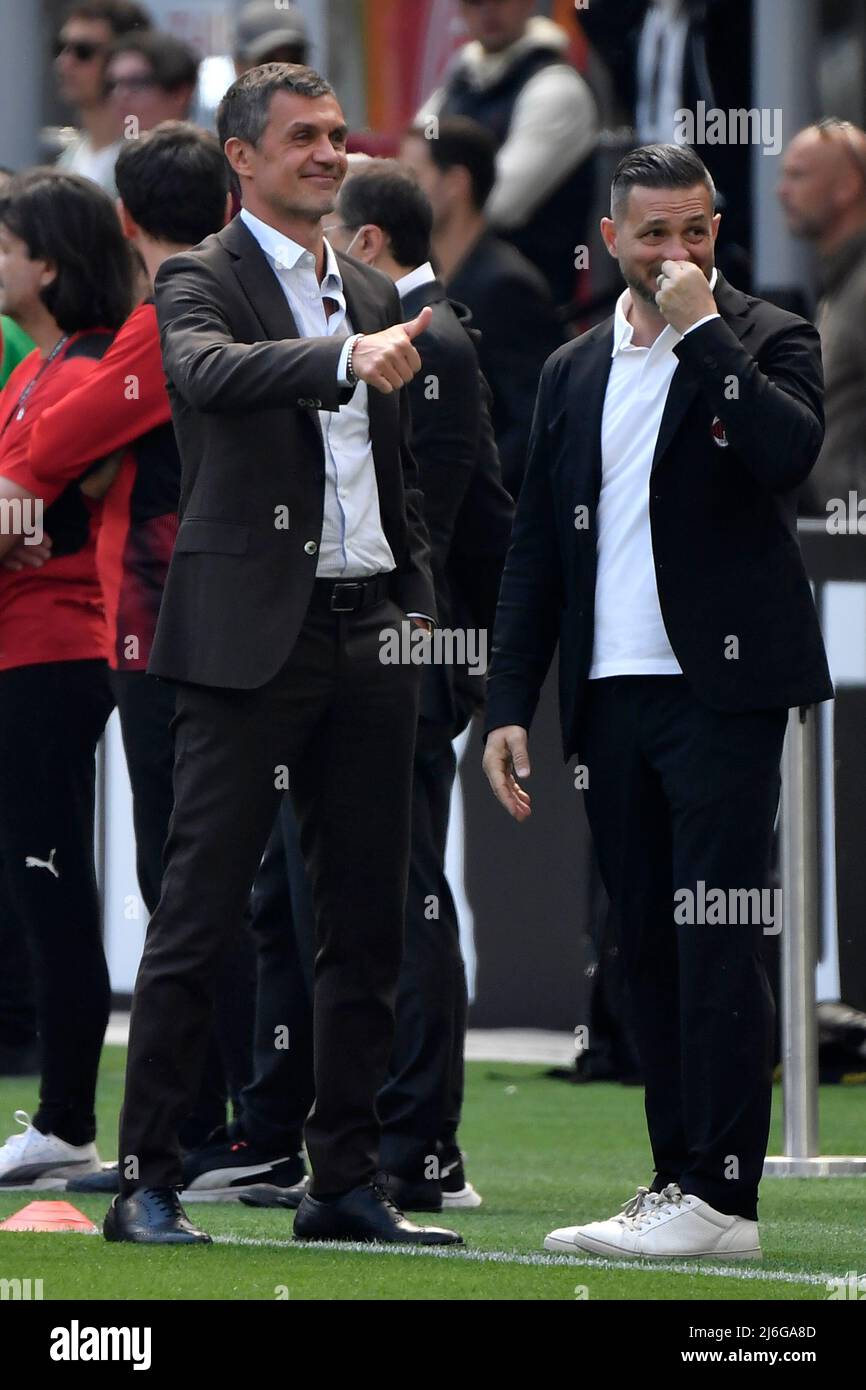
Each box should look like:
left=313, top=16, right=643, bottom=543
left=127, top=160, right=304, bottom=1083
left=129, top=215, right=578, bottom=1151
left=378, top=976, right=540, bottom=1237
left=655, top=260, right=717, bottom=333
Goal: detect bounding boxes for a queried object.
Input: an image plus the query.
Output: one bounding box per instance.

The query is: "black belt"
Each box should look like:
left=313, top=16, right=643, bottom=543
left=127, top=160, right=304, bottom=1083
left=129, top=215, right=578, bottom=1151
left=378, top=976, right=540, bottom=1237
left=310, top=573, right=391, bottom=614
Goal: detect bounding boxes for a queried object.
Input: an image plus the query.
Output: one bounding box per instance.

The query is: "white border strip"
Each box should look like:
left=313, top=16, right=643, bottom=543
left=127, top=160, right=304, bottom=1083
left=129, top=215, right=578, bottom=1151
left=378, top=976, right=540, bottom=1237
left=213, top=1235, right=835, bottom=1288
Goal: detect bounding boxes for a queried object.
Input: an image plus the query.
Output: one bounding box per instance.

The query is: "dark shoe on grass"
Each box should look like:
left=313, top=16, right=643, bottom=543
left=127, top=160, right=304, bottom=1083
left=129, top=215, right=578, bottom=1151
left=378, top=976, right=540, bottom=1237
left=293, top=1181, right=462, bottom=1244
left=104, top=1188, right=212, bottom=1245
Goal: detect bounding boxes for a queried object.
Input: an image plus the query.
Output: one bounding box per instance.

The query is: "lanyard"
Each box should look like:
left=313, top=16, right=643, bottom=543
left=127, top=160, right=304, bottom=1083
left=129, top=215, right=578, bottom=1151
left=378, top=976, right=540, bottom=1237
left=4, top=334, right=70, bottom=430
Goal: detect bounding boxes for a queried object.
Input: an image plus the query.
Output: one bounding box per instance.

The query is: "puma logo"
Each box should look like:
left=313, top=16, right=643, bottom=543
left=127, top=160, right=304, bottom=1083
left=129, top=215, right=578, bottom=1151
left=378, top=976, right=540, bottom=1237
left=25, top=848, right=59, bottom=879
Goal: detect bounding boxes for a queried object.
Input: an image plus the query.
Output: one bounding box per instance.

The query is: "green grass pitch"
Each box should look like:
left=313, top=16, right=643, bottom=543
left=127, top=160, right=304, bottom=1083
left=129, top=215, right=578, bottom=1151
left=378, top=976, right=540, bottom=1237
left=0, top=1047, right=864, bottom=1301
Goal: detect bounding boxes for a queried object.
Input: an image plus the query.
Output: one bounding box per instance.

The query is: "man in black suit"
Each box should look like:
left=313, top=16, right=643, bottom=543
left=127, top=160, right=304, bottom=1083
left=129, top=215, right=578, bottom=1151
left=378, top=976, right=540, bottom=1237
left=105, top=63, right=461, bottom=1247
left=483, top=144, right=832, bottom=1260
left=401, top=117, right=563, bottom=498
left=329, top=159, right=514, bottom=1211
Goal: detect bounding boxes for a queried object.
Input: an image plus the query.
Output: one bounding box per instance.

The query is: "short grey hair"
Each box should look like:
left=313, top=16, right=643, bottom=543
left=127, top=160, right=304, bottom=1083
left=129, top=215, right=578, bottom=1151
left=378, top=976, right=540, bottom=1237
left=217, top=62, right=334, bottom=149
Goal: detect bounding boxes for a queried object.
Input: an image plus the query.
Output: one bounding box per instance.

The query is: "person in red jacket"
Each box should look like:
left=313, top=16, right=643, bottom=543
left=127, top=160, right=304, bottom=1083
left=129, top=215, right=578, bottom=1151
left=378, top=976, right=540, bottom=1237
left=29, top=123, right=231, bottom=917
left=26, top=123, right=257, bottom=1197
left=0, top=168, right=133, bottom=1187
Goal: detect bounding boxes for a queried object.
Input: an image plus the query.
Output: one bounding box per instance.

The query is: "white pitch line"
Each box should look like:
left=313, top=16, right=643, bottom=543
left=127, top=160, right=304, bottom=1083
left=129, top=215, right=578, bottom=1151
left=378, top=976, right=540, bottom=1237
left=212, top=1234, right=837, bottom=1288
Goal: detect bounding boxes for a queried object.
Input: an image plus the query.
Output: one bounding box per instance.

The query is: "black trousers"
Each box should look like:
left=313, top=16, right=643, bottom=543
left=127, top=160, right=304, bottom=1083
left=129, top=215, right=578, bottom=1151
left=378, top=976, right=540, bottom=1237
left=236, top=717, right=469, bottom=1177
left=578, top=676, right=788, bottom=1221
left=0, top=902, right=38, bottom=1053
left=378, top=717, right=468, bottom=1177
left=0, top=659, right=114, bottom=1145
left=118, top=598, right=420, bottom=1197
left=109, top=669, right=177, bottom=917
left=238, top=797, right=315, bottom=1155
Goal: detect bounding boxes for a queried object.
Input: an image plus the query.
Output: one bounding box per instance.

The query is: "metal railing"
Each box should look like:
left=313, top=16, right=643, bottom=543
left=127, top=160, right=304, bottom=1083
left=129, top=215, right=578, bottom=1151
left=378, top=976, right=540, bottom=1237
left=764, top=523, right=866, bottom=1177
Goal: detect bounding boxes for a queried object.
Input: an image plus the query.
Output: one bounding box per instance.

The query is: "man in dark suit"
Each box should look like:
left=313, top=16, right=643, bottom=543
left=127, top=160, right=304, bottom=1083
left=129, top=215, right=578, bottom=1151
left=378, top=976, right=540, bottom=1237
left=104, top=63, right=461, bottom=1247
left=161, top=161, right=515, bottom=1220
left=328, top=159, right=514, bottom=1211
left=401, top=117, right=563, bottom=498
left=483, top=144, right=832, bottom=1260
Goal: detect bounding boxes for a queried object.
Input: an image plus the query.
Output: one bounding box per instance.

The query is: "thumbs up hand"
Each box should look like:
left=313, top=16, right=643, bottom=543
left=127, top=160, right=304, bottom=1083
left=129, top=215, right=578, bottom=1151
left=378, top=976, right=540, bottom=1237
left=349, top=306, right=433, bottom=395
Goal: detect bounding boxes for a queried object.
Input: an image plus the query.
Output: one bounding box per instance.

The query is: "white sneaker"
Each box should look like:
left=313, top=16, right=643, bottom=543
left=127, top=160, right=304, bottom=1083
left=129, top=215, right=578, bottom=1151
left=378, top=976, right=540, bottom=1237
left=439, top=1154, right=483, bottom=1208
left=0, top=1111, right=101, bottom=1190
left=441, top=1181, right=483, bottom=1209
left=544, top=1182, right=761, bottom=1261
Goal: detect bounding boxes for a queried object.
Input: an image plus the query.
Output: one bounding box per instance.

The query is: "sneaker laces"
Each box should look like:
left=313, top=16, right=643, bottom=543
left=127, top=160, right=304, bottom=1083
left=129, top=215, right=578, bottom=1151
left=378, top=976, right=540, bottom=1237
left=1, top=1111, right=35, bottom=1153
left=623, top=1182, right=686, bottom=1231
left=618, top=1186, right=657, bottom=1221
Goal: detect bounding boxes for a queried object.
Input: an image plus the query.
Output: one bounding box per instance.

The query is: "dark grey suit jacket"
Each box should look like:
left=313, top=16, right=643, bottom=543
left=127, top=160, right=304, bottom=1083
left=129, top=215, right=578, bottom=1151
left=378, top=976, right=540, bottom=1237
left=148, top=214, right=436, bottom=689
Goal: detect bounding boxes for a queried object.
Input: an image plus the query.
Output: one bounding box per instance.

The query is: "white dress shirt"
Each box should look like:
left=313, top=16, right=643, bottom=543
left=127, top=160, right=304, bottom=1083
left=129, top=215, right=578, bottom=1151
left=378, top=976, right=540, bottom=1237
left=395, top=261, right=437, bottom=300
left=588, top=268, right=719, bottom=678
left=239, top=207, right=395, bottom=579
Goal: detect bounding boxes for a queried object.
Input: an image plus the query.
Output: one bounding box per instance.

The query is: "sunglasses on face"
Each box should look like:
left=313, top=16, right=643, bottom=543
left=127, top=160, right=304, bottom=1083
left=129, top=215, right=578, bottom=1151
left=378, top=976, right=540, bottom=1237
left=54, top=38, right=105, bottom=62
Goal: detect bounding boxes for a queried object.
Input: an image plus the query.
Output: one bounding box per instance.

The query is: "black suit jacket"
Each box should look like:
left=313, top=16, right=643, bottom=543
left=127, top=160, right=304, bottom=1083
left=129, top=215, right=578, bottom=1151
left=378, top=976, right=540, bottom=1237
left=484, top=275, right=834, bottom=760
left=447, top=230, right=564, bottom=498
left=402, top=277, right=514, bottom=726
left=148, top=215, right=436, bottom=689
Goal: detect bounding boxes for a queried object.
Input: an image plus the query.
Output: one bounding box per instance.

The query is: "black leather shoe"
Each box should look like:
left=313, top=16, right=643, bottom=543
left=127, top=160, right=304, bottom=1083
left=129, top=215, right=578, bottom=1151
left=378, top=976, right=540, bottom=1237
left=103, top=1188, right=212, bottom=1244
left=380, top=1170, right=443, bottom=1212
left=293, top=1181, right=462, bottom=1244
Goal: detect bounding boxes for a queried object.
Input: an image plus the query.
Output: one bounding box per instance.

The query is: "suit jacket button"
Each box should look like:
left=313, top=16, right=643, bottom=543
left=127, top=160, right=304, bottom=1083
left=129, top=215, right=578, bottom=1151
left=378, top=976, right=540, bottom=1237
left=298, top=398, right=308, bottom=406
left=304, top=541, right=318, bottom=555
